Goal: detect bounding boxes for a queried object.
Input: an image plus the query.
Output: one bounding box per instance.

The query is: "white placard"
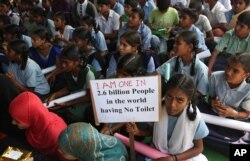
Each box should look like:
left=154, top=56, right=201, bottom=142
left=90, top=75, right=161, bottom=124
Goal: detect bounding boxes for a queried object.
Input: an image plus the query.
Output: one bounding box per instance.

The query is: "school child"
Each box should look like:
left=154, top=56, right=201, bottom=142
left=96, top=0, right=120, bottom=51
left=111, top=0, right=125, bottom=16
left=53, top=12, right=75, bottom=48
left=30, top=6, right=56, bottom=40
left=3, top=24, right=32, bottom=48
left=178, top=8, right=208, bottom=52
left=189, top=1, right=214, bottom=42
left=9, top=92, right=67, bottom=160
left=58, top=122, right=128, bottom=161
left=45, top=44, right=96, bottom=124
left=41, top=0, right=53, bottom=19
left=203, top=0, right=228, bottom=36
left=0, top=15, right=10, bottom=44
left=71, top=0, right=97, bottom=26
left=120, top=0, right=138, bottom=27
left=102, top=54, right=147, bottom=135
left=126, top=74, right=209, bottom=161
left=5, top=40, right=50, bottom=100
left=208, top=11, right=250, bottom=74
left=200, top=53, right=250, bottom=153
left=0, top=0, right=21, bottom=25
left=156, top=31, right=209, bottom=97
left=148, top=0, right=179, bottom=54
left=118, top=7, right=152, bottom=51
left=225, top=0, right=250, bottom=29
left=107, top=31, right=157, bottom=78
left=79, top=15, right=108, bottom=57
left=29, top=28, right=61, bottom=69
left=137, top=0, right=156, bottom=23
left=72, top=27, right=106, bottom=78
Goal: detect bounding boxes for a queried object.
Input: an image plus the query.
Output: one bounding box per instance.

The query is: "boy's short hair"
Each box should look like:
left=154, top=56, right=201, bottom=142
left=131, top=8, right=144, bottom=19
left=181, top=8, right=198, bottom=22
left=125, top=0, right=138, bottom=9
left=189, top=1, right=202, bottom=12
left=97, top=0, right=111, bottom=5
left=238, top=11, right=250, bottom=28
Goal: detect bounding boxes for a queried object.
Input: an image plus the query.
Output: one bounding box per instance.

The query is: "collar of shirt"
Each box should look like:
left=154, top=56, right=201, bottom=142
left=101, top=9, right=114, bottom=20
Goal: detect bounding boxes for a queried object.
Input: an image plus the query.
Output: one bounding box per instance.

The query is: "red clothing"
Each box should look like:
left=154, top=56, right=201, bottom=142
left=9, top=92, right=67, bottom=159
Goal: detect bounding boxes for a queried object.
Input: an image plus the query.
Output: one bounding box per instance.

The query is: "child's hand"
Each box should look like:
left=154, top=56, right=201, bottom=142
left=44, top=93, right=57, bottom=106
left=5, top=72, right=16, bottom=81
left=49, top=102, right=67, bottom=110
left=211, top=96, right=222, bottom=110
left=216, top=104, right=238, bottom=118
left=100, top=125, right=112, bottom=135
left=126, top=123, right=140, bottom=135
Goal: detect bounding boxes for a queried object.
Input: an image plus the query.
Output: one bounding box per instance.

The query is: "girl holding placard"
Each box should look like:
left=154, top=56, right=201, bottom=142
left=126, top=74, right=209, bottom=161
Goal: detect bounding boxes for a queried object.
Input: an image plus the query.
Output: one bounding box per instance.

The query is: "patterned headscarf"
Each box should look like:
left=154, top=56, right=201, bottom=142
left=58, top=122, right=128, bottom=161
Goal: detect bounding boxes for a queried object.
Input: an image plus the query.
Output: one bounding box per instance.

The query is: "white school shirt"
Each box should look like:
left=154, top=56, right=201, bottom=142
left=156, top=56, right=209, bottom=95
left=55, top=25, right=74, bottom=47
left=96, top=9, right=120, bottom=34
left=205, top=1, right=227, bottom=27
left=77, top=0, right=88, bottom=16
left=209, top=71, right=250, bottom=112
left=219, top=0, right=232, bottom=11
left=195, top=14, right=212, bottom=35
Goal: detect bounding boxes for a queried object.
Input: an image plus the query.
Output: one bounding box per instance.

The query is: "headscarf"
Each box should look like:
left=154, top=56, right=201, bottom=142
left=9, top=92, right=67, bottom=158
left=58, top=122, right=128, bottom=161
left=0, top=75, right=20, bottom=133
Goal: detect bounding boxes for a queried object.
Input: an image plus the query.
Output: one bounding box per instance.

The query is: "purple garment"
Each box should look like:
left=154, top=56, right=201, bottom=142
left=51, top=0, right=72, bottom=13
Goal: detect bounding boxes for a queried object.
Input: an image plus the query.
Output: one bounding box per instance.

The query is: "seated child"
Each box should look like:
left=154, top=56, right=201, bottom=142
left=127, top=74, right=209, bottom=161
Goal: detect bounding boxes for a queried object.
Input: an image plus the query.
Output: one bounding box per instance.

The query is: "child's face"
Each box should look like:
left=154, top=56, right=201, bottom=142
left=124, top=4, right=133, bottom=15
left=225, top=61, right=248, bottom=86
left=6, top=47, right=18, bottom=62
left=12, top=119, right=29, bottom=130
left=61, top=59, right=80, bottom=72
left=42, top=0, right=51, bottom=10
left=0, top=4, right=9, bottom=14
left=180, top=14, right=194, bottom=29
left=235, top=22, right=250, bottom=39
left=128, top=13, right=142, bottom=28
left=54, top=17, right=65, bottom=30
left=32, top=15, right=44, bottom=25
left=173, top=36, right=193, bottom=56
left=119, top=37, right=137, bottom=55
left=234, top=0, right=247, bottom=14
left=73, top=38, right=87, bottom=50
left=31, top=36, right=45, bottom=48
left=98, top=4, right=110, bottom=15
left=165, top=87, right=190, bottom=116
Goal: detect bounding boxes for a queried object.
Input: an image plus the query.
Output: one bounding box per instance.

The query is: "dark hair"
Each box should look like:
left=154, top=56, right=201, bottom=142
left=0, top=0, right=11, bottom=5
left=157, top=0, right=170, bottom=12
left=20, top=0, right=33, bottom=5
left=120, top=30, right=141, bottom=51
left=0, top=15, right=10, bottom=26
left=61, top=44, right=87, bottom=68
left=32, top=28, right=50, bottom=41
left=166, top=74, right=197, bottom=121
left=8, top=40, right=29, bottom=70
left=234, top=0, right=250, bottom=6
left=31, top=6, right=47, bottom=18
left=131, top=7, right=144, bottom=20
left=4, top=24, right=22, bottom=39
left=117, top=54, right=146, bottom=76
left=53, top=12, right=66, bottom=22
left=97, top=0, right=111, bottom=5
left=181, top=8, right=198, bottom=22
left=80, top=15, right=99, bottom=33
left=174, top=31, right=198, bottom=76
left=189, top=1, right=202, bottom=12
left=227, top=52, right=250, bottom=73
left=237, top=11, right=250, bottom=27
left=125, top=0, right=138, bottom=9
left=72, top=27, right=92, bottom=43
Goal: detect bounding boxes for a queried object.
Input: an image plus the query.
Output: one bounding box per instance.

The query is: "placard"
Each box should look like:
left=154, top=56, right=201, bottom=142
left=90, top=75, right=161, bottom=124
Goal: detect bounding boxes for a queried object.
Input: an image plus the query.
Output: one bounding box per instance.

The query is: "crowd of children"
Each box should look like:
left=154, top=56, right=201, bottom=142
left=0, top=0, right=250, bottom=160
